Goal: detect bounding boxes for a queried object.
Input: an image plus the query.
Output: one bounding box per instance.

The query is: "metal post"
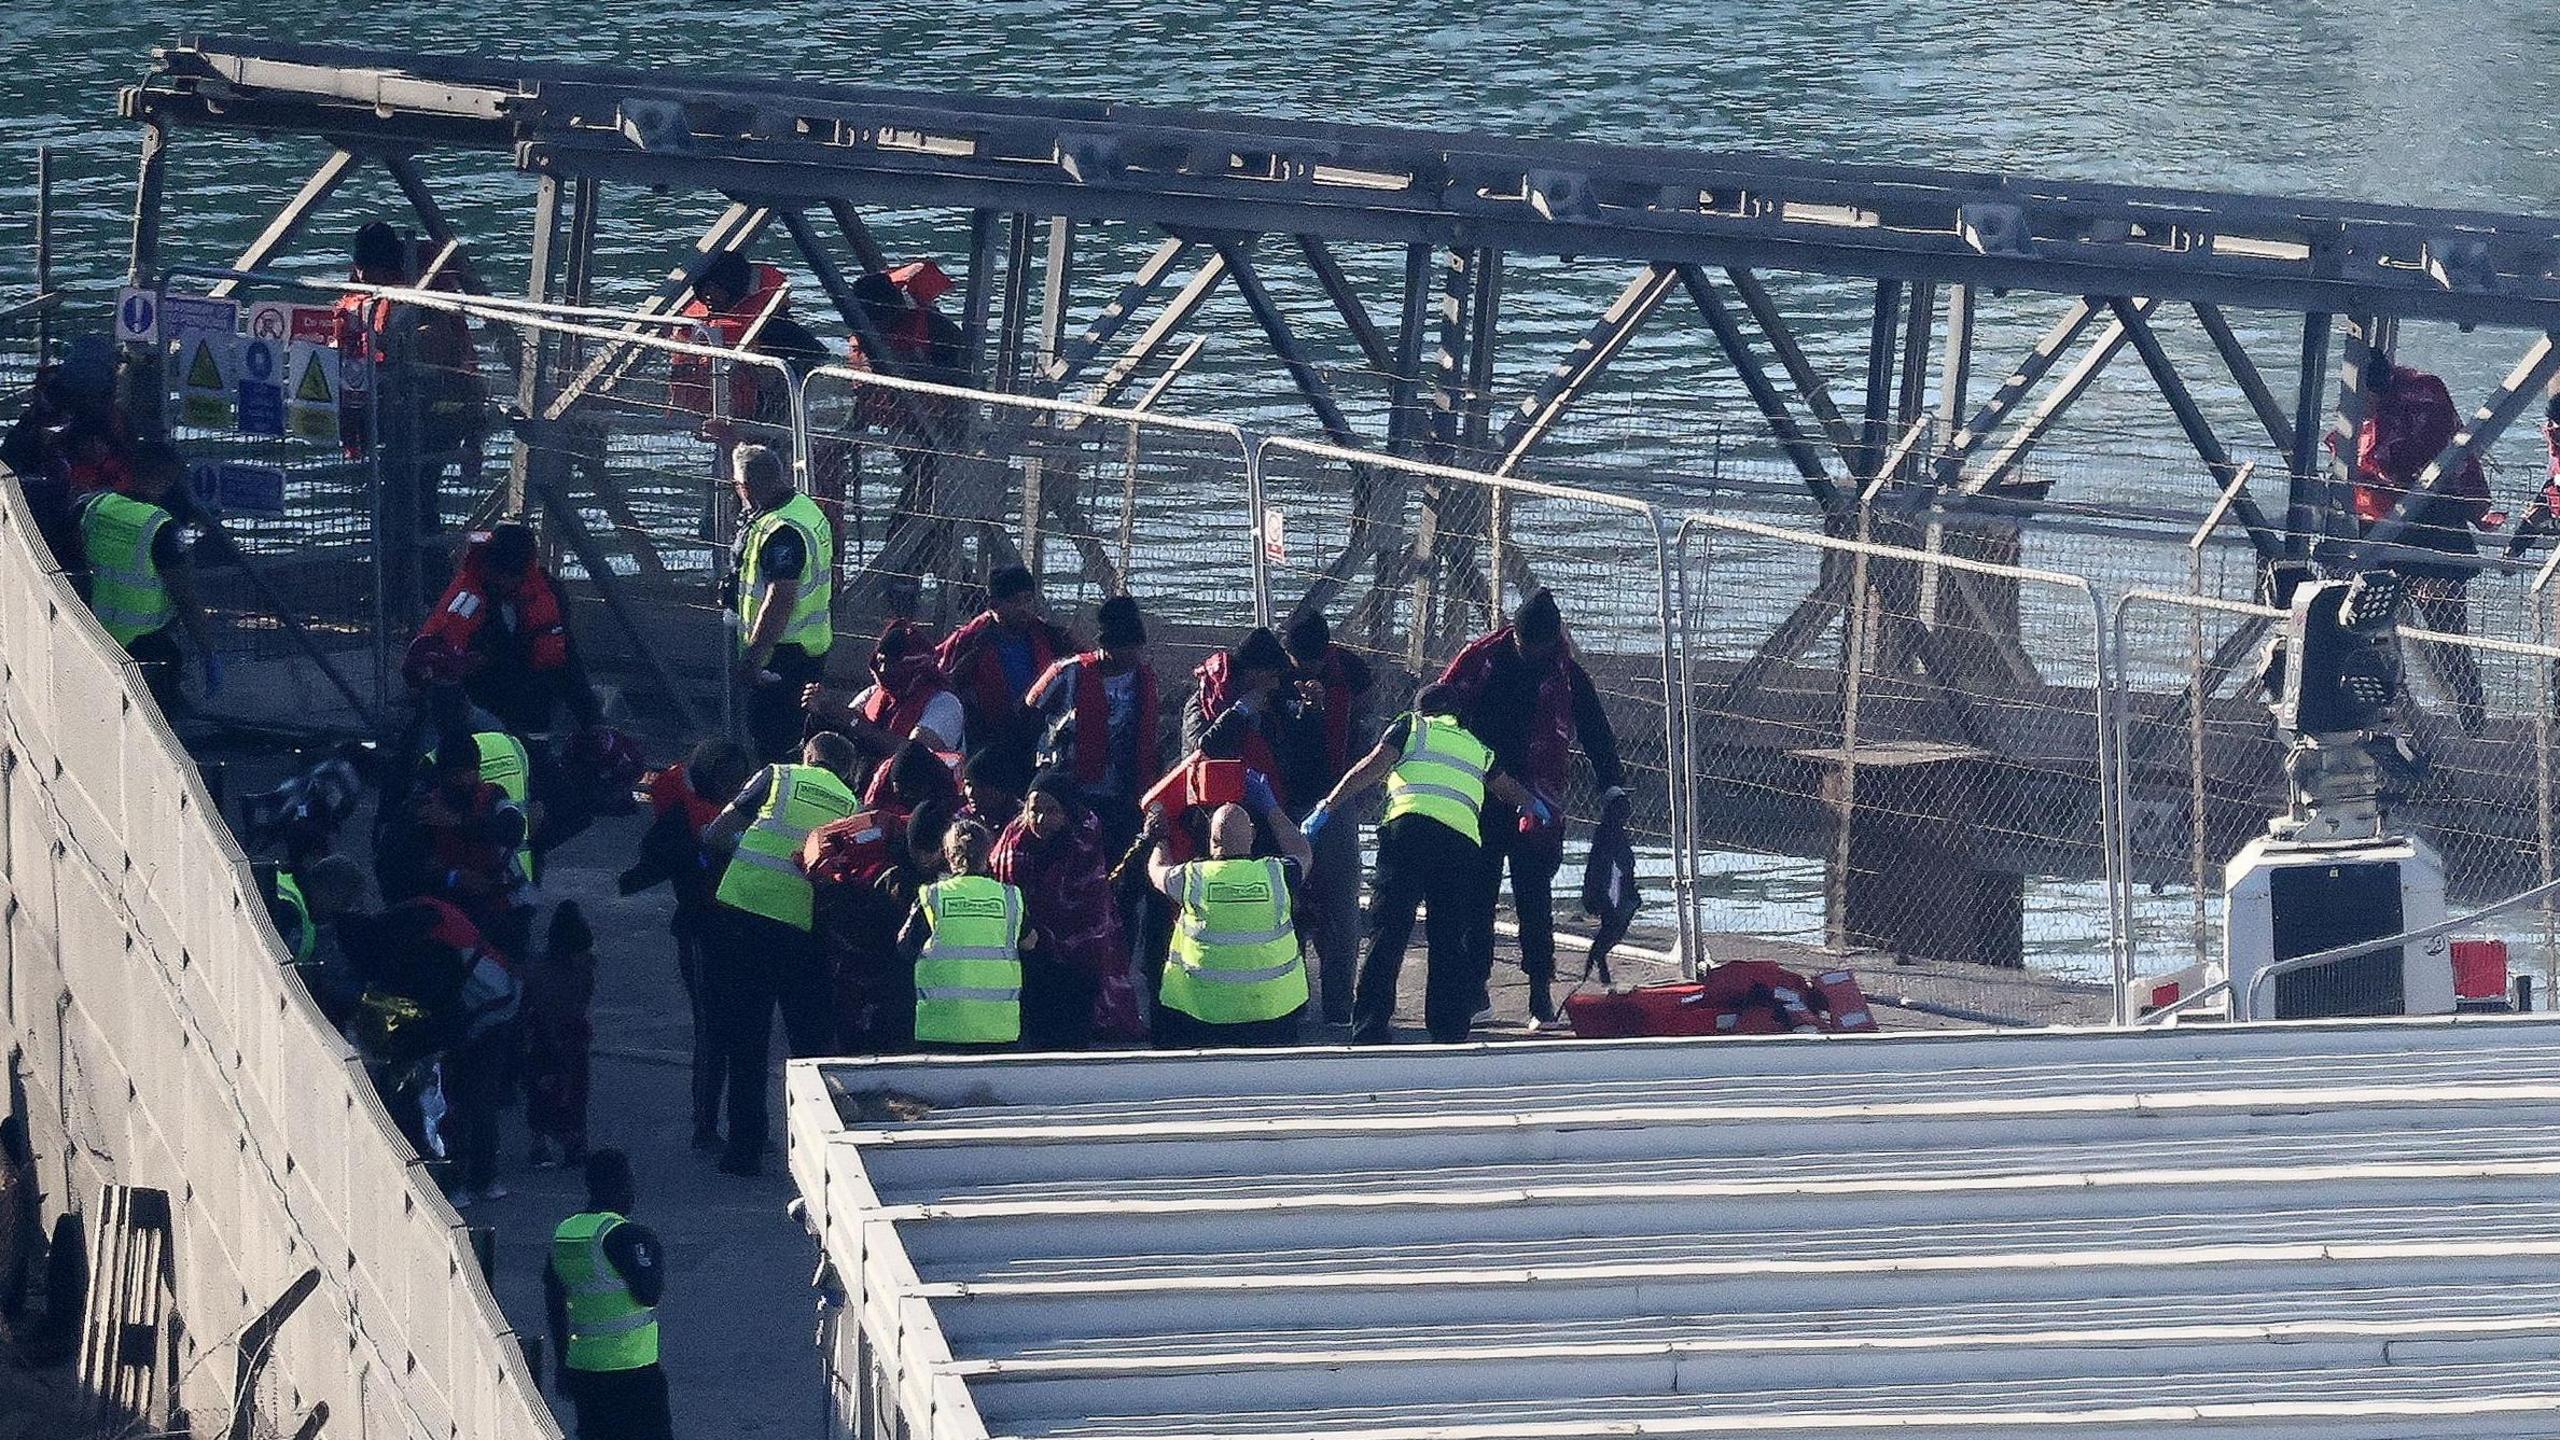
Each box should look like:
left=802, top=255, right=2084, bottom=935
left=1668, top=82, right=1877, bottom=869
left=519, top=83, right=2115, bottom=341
left=2328, top=316, right=2380, bottom=547
left=2287, top=313, right=2332, bottom=555
left=995, top=212, right=1034, bottom=392
left=125, top=122, right=169, bottom=431
left=1936, top=283, right=1973, bottom=465
left=1858, top=280, right=1902, bottom=480
left=959, top=209, right=1002, bottom=387
left=1024, top=217, right=1073, bottom=570
left=35, top=145, right=53, bottom=361
left=507, top=175, right=565, bottom=522
left=1466, top=252, right=1505, bottom=624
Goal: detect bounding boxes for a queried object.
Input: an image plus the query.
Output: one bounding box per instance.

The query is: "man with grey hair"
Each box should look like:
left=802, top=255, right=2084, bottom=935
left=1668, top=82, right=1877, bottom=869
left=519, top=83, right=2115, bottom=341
left=725, top=443, right=836, bottom=762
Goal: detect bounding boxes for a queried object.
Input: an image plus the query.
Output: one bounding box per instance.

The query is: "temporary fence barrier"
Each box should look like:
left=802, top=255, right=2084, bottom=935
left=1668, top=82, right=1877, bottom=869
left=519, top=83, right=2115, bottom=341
left=2110, top=586, right=2560, bottom=1011
left=0, top=290, right=61, bottom=411
left=1674, top=502, right=2118, bottom=1027
left=1255, top=436, right=1693, bottom=969
left=0, top=476, right=559, bottom=1439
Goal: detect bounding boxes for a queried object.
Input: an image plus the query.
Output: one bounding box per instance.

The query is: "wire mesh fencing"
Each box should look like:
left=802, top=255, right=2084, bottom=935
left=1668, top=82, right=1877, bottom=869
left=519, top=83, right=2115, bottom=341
left=801, top=363, right=1255, bottom=675
left=0, top=290, right=62, bottom=411
left=2111, top=586, right=2560, bottom=1006
left=1256, top=435, right=1691, bottom=967
left=1675, top=503, right=2117, bottom=1026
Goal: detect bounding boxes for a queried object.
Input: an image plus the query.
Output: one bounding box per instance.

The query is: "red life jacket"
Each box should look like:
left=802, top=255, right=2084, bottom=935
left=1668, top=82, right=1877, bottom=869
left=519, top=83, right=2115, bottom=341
left=1190, top=650, right=1284, bottom=800
left=861, top=622, right=953, bottom=740
left=1439, top=626, right=1583, bottom=797
left=1304, top=644, right=1361, bottom=782
left=1044, top=653, right=1159, bottom=789
left=803, top=810, right=896, bottom=888
left=410, top=894, right=484, bottom=961
left=411, top=533, right=571, bottom=684
left=647, top=764, right=723, bottom=838
left=673, top=263, right=790, bottom=417
left=2349, top=367, right=2488, bottom=527
left=936, top=611, right=1063, bottom=729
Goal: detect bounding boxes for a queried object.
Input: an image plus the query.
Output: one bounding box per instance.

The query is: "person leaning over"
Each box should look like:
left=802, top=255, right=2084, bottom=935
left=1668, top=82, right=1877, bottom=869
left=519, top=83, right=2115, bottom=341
left=1147, top=801, right=1315, bottom=1049
left=897, top=819, right=1036, bottom=1050
left=546, top=1148, right=671, bottom=1440
left=702, top=732, right=863, bottom=1175
left=1305, top=683, right=1545, bottom=1045
left=76, top=438, right=216, bottom=716
left=726, top=443, right=836, bottom=764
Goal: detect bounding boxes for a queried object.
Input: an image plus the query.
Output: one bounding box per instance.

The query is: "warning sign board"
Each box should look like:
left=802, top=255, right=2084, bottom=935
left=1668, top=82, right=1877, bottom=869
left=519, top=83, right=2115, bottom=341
left=248, top=300, right=335, bottom=345
left=284, top=341, right=341, bottom=444
left=1261, top=505, right=1287, bottom=565
left=115, top=288, right=158, bottom=344
left=185, top=461, right=288, bottom=518
left=237, top=337, right=286, bottom=438
left=175, top=330, right=237, bottom=430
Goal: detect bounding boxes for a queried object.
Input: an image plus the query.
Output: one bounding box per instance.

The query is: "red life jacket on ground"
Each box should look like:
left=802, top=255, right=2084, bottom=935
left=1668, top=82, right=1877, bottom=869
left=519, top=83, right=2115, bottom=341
left=408, top=533, right=571, bottom=687
left=936, top=611, right=1065, bottom=730
left=1043, top=652, right=1159, bottom=789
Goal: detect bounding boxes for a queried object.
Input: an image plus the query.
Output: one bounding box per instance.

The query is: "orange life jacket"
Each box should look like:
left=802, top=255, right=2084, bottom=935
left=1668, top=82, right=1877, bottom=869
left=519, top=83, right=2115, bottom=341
left=414, top=532, right=571, bottom=676
left=672, top=263, right=791, bottom=417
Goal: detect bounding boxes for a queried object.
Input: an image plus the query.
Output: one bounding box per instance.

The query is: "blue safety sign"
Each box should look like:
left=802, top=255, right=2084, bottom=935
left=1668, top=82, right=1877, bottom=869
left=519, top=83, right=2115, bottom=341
left=159, top=295, right=241, bottom=339
left=114, top=289, right=158, bottom=344
left=186, top=462, right=288, bottom=518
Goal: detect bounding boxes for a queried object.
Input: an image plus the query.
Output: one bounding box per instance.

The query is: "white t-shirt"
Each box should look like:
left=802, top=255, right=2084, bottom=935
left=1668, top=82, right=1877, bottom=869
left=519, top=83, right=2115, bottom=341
left=852, top=684, right=966, bottom=752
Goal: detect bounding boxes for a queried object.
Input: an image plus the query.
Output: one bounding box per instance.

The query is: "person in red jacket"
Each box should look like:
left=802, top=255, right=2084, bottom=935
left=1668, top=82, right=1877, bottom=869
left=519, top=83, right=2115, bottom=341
left=1028, top=595, right=1162, bottom=853
left=1284, top=612, right=1374, bottom=1024
left=936, top=565, right=1072, bottom=767
left=2342, top=353, right=2491, bottom=732
left=805, top=618, right=964, bottom=757
left=404, top=524, right=602, bottom=737
left=1438, top=589, right=1628, bottom=1027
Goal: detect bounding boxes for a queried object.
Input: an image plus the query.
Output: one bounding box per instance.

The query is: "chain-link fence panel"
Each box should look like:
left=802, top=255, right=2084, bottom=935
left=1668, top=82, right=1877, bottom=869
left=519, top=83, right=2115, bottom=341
left=144, top=271, right=386, bottom=734
left=0, top=290, right=61, bottom=415
left=1256, top=435, right=1689, bottom=967
left=803, top=364, right=1253, bottom=675
left=1677, top=505, right=2116, bottom=1027
left=2112, top=587, right=2560, bottom=1009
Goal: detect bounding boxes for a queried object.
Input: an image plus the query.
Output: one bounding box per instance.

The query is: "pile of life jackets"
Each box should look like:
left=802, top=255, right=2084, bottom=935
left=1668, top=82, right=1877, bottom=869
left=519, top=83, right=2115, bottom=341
left=1562, top=961, right=1879, bottom=1038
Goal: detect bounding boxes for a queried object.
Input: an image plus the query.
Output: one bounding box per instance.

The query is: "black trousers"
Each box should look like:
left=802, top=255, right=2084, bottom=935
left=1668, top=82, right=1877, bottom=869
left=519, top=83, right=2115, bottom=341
left=127, top=625, right=184, bottom=719
left=704, top=907, right=832, bottom=1165
left=1153, top=1004, right=1304, bottom=1050
left=564, top=1363, right=673, bottom=1440
left=745, top=643, right=823, bottom=766
left=440, top=1025, right=512, bottom=1191
left=1474, top=803, right=1566, bottom=988
left=1354, top=816, right=1484, bottom=1044
left=674, top=929, right=721, bottom=1137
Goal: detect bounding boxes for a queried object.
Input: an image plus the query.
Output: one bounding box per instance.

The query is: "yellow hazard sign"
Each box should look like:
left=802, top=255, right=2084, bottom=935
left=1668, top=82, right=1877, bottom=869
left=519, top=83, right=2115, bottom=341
left=176, top=330, right=236, bottom=430
left=284, top=340, right=341, bottom=444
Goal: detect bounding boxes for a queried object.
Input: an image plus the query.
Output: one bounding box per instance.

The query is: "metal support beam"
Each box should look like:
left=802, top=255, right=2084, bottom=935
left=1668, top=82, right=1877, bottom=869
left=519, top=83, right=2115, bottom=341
left=2325, top=316, right=2384, bottom=546
left=1387, top=243, right=1432, bottom=456
left=2107, top=296, right=2284, bottom=559
left=1945, top=298, right=2102, bottom=466
left=1936, top=284, right=1975, bottom=450
left=1425, top=247, right=1473, bottom=462
left=994, top=212, right=1035, bottom=391
left=1492, top=265, right=1678, bottom=475
left=959, top=208, right=1002, bottom=387
left=383, top=153, right=497, bottom=299
left=1295, top=236, right=1396, bottom=379
left=1894, top=280, right=1937, bottom=441
left=209, top=147, right=363, bottom=299
left=543, top=202, right=771, bottom=422
left=1858, top=280, right=1902, bottom=480
left=563, top=178, right=601, bottom=306
left=823, top=199, right=893, bottom=275
left=534, top=476, right=710, bottom=736
left=1035, top=237, right=1193, bottom=390
left=507, top=173, right=565, bottom=520
left=1070, top=251, right=1229, bottom=416
left=2286, top=312, right=2332, bottom=553
left=1676, top=265, right=1842, bottom=512
left=123, top=121, right=169, bottom=430
left=1724, top=267, right=1863, bottom=467
left=2192, top=301, right=2296, bottom=460
left=1970, top=299, right=2149, bottom=492
left=1460, top=250, right=1504, bottom=459
left=1214, top=240, right=1367, bottom=454
left=1038, top=218, right=1075, bottom=370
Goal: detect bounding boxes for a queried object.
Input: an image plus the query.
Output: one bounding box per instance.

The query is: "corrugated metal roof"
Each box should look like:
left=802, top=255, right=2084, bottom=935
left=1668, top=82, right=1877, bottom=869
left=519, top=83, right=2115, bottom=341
left=788, top=1018, right=2560, bottom=1440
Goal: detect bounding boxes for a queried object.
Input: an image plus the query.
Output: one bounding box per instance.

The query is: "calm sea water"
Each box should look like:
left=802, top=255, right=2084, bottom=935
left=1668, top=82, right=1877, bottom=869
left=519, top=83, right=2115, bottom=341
left=5, top=5, right=2556, bottom=977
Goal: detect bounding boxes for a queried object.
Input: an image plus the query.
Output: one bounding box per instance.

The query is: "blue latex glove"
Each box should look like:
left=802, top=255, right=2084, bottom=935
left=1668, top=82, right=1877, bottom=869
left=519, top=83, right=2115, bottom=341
left=1523, top=794, right=1557, bottom=829
left=1298, top=803, right=1332, bottom=842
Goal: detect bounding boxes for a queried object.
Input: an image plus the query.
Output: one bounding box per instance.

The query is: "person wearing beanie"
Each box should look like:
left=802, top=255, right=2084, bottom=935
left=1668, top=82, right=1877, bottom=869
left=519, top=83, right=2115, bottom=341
left=1436, top=588, right=1627, bottom=1026
left=1027, top=593, right=1162, bottom=854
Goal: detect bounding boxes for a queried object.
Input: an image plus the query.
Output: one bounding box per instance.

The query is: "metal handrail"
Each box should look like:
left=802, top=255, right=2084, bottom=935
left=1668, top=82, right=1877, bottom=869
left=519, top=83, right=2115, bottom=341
left=2239, top=875, right=2560, bottom=1021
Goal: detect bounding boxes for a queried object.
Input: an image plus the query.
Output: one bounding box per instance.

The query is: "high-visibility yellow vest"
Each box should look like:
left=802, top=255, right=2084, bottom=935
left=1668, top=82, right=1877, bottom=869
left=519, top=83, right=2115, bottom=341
left=714, top=764, right=857, bottom=931
left=79, top=492, right=175, bottom=647
left=736, top=492, right=834, bottom=657
left=1161, top=857, right=1308, bottom=1026
left=551, top=1211, right=659, bottom=1373
left=1382, top=712, right=1491, bottom=844
left=426, top=731, right=537, bottom=885
left=914, top=874, right=1023, bottom=1045
left=271, top=871, right=317, bottom=967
